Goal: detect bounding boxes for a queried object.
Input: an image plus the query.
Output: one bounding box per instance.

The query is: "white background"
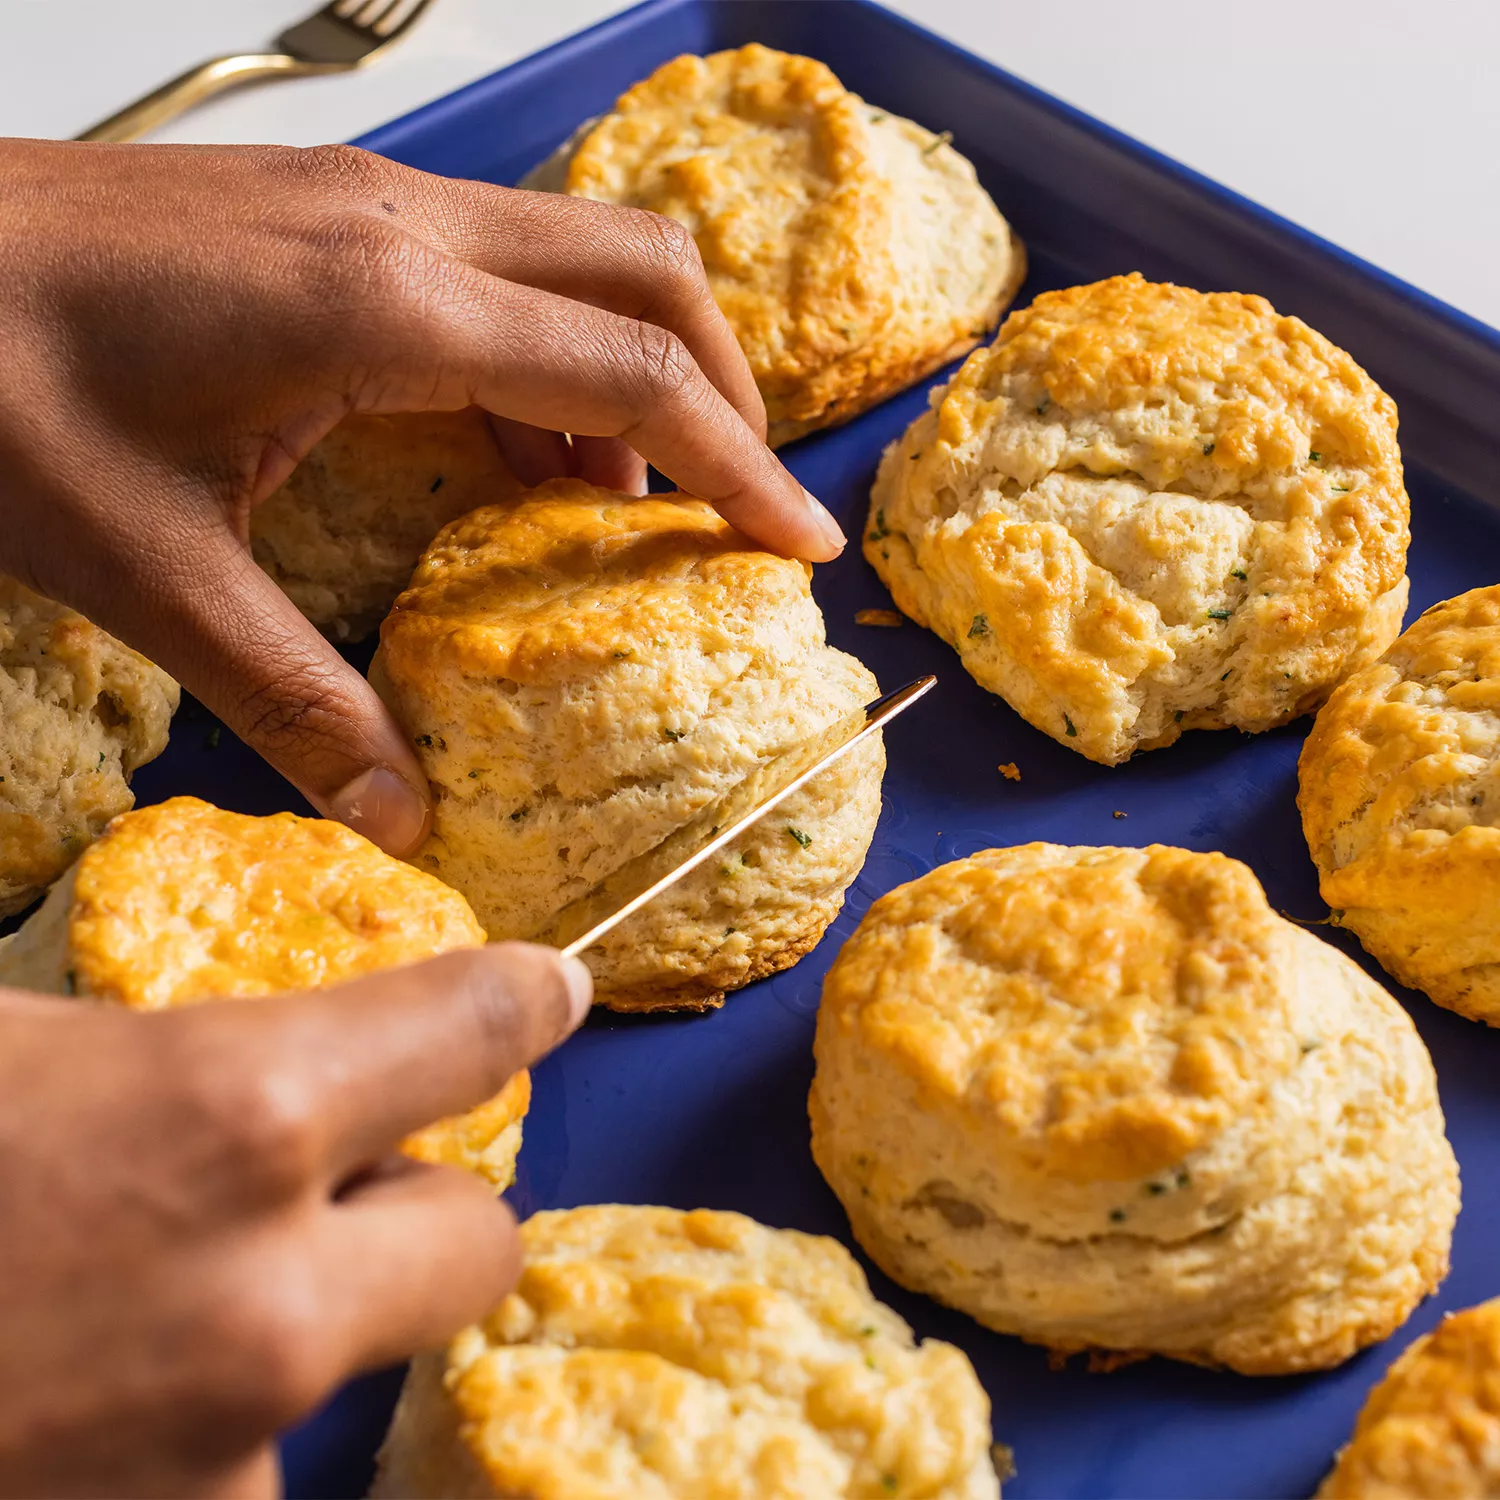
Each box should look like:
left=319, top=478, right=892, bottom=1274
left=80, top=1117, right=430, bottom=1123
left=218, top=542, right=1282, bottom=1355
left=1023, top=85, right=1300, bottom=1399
left=4, top=0, right=1498, bottom=331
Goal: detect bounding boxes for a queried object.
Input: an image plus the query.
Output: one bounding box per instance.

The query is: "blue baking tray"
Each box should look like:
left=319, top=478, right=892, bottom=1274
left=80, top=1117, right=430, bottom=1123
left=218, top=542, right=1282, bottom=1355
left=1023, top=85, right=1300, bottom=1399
left=113, top=1, right=1500, bottom=1495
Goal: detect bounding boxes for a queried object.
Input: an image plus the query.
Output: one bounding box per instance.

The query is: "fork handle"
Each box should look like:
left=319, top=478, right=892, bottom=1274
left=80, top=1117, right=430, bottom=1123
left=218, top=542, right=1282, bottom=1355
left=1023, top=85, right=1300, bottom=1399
left=75, top=53, right=345, bottom=144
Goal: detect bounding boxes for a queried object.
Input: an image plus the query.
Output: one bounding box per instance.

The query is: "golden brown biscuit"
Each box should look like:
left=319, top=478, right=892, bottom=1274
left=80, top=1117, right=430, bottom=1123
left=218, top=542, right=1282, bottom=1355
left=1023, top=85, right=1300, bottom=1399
left=251, top=410, right=521, bottom=642
left=372, top=480, right=883, bottom=1013
left=868, top=274, right=1410, bottom=764
left=1300, top=584, right=1500, bottom=1023
left=1319, top=1299, right=1500, bottom=1498
left=0, top=576, right=177, bottom=918
left=538, top=44, right=1024, bottom=446
left=810, top=844, right=1458, bottom=1374
left=0, top=796, right=528, bottom=1188
left=373, top=1205, right=1002, bottom=1499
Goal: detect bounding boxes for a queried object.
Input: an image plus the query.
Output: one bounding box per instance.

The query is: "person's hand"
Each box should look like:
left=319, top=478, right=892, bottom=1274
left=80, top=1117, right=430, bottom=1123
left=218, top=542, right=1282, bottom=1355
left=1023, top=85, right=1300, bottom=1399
left=0, top=943, right=589, bottom=1500
left=0, top=138, right=846, bottom=855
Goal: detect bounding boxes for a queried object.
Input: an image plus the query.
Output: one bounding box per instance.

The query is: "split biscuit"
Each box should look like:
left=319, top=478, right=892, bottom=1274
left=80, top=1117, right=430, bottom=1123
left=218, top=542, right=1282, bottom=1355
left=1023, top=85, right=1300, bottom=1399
left=372, top=480, right=884, bottom=1013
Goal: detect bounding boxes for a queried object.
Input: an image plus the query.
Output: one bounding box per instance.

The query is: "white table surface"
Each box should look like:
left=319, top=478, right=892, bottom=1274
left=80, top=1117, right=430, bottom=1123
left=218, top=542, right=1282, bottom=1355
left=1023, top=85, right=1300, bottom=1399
left=5, top=0, right=1498, bottom=332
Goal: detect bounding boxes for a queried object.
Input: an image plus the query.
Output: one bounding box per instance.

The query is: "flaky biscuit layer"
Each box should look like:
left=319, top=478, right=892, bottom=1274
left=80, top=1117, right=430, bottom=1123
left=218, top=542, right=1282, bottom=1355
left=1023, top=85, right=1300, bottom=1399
left=0, top=576, right=177, bottom=917
left=0, top=796, right=527, bottom=1188
left=545, top=45, right=1023, bottom=445
left=252, top=409, right=520, bottom=642
left=374, top=1205, right=1000, bottom=1499
left=868, top=275, right=1409, bottom=763
left=374, top=480, right=883, bottom=1012
left=811, top=843, right=1457, bottom=1373
left=1300, top=583, right=1500, bottom=1022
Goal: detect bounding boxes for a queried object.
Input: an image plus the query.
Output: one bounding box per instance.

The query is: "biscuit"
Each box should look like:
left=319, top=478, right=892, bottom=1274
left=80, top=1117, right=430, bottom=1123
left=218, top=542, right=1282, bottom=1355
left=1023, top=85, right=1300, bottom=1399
left=372, top=1204, right=1002, bottom=1499
left=1300, top=584, right=1500, bottom=1023
left=0, top=796, right=528, bottom=1189
left=372, top=480, right=884, bottom=1013
left=809, top=843, right=1458, bottom=1374
left=532, top=44, right=1025, bottom=447
left=0, top=576, right=177, bottom=918
left=251, top=410, right=521, bottom=642
left=867, top=274, right=1410, bottom=764
left=1319, top=1299, right=1500, bottom=1498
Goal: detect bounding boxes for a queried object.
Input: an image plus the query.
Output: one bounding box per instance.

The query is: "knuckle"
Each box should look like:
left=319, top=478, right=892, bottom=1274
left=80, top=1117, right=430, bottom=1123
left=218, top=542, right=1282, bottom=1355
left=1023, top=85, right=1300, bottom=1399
left=242, top=1306, right=327, bottom=1425
left=636, top=209, right=705, bottom=287
left=626, top=321, right=696, bottom=408
left=173, top=1038, right=323, bottom=1198
left=229, top=1074, right=322, bottom=1194
left=288, top=141, right=392, bottom=198
left=301, top=216, right=410, bottom=302
left=231, top=661, right=351, bottom=765
left=281, top=211, right=445, bottom=334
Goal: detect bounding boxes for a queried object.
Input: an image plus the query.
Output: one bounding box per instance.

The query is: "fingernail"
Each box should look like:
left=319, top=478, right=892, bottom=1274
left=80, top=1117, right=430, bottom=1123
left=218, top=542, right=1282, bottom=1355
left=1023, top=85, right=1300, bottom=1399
left=559, top=955, right=594, bottom=1028
left=326, top=767, right=429, bottom=856
left=802, top=487, right=847, bottom=558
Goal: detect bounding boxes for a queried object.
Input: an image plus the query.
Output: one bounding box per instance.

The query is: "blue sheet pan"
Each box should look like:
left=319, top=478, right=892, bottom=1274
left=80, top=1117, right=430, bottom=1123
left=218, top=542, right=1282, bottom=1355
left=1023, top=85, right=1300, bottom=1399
left=93, top=1, right=1500, bottom=1494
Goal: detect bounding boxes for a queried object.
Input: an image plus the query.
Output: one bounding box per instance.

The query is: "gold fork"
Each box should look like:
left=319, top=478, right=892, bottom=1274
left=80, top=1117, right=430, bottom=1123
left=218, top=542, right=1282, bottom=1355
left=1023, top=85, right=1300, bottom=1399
left=75, top=0, right=435, bottom=144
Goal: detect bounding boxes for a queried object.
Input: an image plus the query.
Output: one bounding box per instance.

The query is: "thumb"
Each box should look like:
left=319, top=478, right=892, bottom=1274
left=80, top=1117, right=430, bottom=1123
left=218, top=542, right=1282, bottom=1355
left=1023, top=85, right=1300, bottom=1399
left=130, top=529, right=431, bottom=855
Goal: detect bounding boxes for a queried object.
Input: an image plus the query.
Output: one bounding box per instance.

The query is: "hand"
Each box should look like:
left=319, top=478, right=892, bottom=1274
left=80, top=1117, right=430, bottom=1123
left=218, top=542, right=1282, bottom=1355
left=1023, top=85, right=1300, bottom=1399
left=0, top=944, right=590, bottom=1499
left=0, top=139, right=846, bottom=854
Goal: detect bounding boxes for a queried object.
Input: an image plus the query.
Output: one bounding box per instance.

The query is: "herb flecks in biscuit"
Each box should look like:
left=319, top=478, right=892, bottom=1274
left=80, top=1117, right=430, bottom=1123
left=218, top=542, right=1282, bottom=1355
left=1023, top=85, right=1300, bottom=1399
left=373, top=1206, right=1003, bottom=1499
left=542, top=44, right=1024, bottom=447
left=810, top=843, right=1457, bottom=1373
left=867, top=275, right=1411, bottom=764
left=251, top=409, right=521, bottom=642
left=372, top=480, right=884, bottom=1013
left=0, top=576, right=177, bottom=916
left=1300, top=583, right=1500, bottom=1023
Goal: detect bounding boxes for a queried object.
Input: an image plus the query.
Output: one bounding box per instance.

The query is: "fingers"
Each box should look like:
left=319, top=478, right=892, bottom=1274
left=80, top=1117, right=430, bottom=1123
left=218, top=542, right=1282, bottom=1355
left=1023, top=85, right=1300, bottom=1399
left=190, top=560, right=432, bottom=854
left=249, top=945, right=590, bottom=1180
left=485, top=419, right=647, bottom=496
left=486, top=416, right=573, bottom=488
left=420, top=186, right=768, bottom=442
left=569, top=436, right=649, bottom=495
left=259, top=147, right=839, bottom=558
left=72, top=516, right=431, bottom=856
left=320, top=1158, right=523, bottom=1369
left=403, top=268, right=846, bottom=560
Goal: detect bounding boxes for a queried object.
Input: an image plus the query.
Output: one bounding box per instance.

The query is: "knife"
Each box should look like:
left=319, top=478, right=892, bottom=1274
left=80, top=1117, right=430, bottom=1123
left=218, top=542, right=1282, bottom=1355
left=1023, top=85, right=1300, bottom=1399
left=537, top=675, right=937, bottom=959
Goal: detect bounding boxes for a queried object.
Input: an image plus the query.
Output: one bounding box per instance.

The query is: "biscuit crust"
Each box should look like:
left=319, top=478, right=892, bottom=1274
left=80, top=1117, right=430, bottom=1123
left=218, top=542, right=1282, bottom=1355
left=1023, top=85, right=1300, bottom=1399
left=810, top=844, right=1458, bottom=1374
left=1299, top=583, right=1500, bottom=1023
left=251, top=409, right=520, bottom=642
left=557, top=45, right=1024, bottom=446
left=0, top=797, right=527, bottom=1189
left=374, top=480, right=883, bottom=1013
left=1319, top=1299, right=1500, bottom=1498
left=373, top=1205, right=1000, bottom=1499
left=867, top=274, right=1410, bottom=764
left=0, top=577, right=177, bottom=917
